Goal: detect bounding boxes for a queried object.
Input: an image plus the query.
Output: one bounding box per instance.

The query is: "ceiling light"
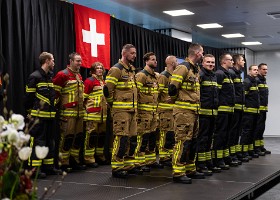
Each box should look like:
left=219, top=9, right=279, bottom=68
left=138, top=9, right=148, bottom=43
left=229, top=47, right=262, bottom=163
left=163, top=9, right=194, bottom=16
left=196, top=23, right=223, bottom=29
left=222, top=33, right=245, bottom=38
left=242, top=41, right=262, bottom=45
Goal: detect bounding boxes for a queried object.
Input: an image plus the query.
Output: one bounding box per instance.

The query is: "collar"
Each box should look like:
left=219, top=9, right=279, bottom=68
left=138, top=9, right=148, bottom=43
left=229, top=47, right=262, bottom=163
left=231, top=66, right=242, bottom=75
left=144, top=65, right=155, bottom=76
left=118, top=59, right=136, bottom=72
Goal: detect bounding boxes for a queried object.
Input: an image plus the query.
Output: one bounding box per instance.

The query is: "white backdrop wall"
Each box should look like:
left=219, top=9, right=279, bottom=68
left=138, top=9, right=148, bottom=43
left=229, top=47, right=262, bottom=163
left=255, top=51, right=280, bottom=136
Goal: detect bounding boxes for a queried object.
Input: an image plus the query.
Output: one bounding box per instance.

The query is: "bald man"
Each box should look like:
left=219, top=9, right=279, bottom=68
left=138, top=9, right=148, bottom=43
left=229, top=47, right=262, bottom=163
left=157, top=56, right=178, bottom=165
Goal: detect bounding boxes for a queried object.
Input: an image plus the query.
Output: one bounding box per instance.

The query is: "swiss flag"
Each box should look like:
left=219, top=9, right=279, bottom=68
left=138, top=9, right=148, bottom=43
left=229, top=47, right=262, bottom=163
left=74, top=4, right=110, bottom=69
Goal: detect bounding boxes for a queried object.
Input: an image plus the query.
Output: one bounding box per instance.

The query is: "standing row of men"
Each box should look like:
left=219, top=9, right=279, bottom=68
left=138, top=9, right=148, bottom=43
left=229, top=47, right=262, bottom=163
left=24, top=43, right=270, bottom=183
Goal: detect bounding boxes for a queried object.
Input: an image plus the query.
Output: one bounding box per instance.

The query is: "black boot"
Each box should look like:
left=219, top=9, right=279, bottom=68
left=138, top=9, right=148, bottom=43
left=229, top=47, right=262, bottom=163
left=173, top=175, right=192, bottom=184
left=112, top=170, right=128, bottom=178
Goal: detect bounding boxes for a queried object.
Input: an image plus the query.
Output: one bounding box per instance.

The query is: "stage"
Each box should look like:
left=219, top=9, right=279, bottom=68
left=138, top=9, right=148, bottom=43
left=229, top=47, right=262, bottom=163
left=37, top=153, right=280, bottom=200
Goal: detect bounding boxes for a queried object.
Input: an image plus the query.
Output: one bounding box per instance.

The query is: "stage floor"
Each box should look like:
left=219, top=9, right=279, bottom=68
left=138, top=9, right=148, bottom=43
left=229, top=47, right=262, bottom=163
left=37, top=138, right=280, bottom=200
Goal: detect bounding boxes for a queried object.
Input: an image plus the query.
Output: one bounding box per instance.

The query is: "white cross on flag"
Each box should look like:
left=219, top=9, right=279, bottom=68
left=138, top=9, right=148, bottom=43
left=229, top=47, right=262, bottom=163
left=74, top=4, right=110, bottom=69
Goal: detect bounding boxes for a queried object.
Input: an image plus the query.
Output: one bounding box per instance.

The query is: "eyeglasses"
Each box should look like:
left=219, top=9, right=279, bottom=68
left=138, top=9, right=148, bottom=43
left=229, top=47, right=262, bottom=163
left=225, top=58, right=233, bottom=61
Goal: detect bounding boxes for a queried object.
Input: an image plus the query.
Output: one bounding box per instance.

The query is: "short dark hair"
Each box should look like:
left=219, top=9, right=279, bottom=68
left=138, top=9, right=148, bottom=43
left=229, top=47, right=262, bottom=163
left=219, top=53, right=231, bottom=64
left=143, top=52, right=155, bottom=62
left=258, top=63, right=267, bottom=69
left=122, top=44, right=135, bottom=52
left=69, top=52, right=81, bottom=61
left=39, top=52, right=53, bottom=65
left=232, top=54, right=244, bottom=65
left=188, top=43, right=202, bottom=56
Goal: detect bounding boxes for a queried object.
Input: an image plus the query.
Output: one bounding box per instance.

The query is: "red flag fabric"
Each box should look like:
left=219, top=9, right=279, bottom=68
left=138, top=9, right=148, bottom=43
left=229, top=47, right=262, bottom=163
left=74, top=4, right=110, bottom=69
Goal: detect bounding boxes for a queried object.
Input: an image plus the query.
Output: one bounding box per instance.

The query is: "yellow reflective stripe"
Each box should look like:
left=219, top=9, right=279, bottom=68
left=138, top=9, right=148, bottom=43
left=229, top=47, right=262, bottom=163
left=233, top=78, right=242, bottom=83
left=105, top=76, right=118, bottom=85
left=243, top=145, right=249, bottom=152
left=259, top=106, right=268, bottom=111
left=244, top=107, right=259, bottom=113
left=139, top=87, right=158, bottom=93
left=116, top=82, right=136, bottom=89
left=223, top=149, right=229, bottom=157
left=88, top=90, right=103, bottom=97
left=106, top=96, right=113, bottom=103
left=258, top=84, right=268, bottom=88
left=113, top=101, right=136, bottom=109
left=230, top=146, right=236, bottom=154
left=30, top=160, right=42, bottom=166
left=54, top=85, right=62, bottom=92
left=174, top=101, right=199, bottom=110
left=26, top=86, right=36, bottom=93
left=138, top=104, right=157, bottom=111
left=43, top=158, right=54, bottom=165
left=171, top=74, right=183, bottom=83
left=84, top=113, right=107, bottom=121
left=216, top=150, right=223, bottom=158
left=36, top=93, right=51, bottom=105
left=217, top=84, right=222, bottom=89
left=201, top=81, right=217, bottom=86
left=158, top=83, right=165, bottom=89
left=206, top=151, right=212, bottom=160
left=60, top=110, right=85, bottom=117
left=197, top=152, right=206, bottom=161
left=234, top=104, right=244, bottom=110
left=37, top=82, right=54, bottom=87
left=222, top=78, right=233, bottom=83
left=249, top=86, right=258, bottom=91
left=249, top=144, right=254, bottom=151
left=199, top=108, right=217, bottom=115
left=31, top=110, right=56, bottom=118
left=218, top=106, right=234, bottom=112
left=61, top=84, right=77, bottom=93
left=158, top=103, right=174, bottom=109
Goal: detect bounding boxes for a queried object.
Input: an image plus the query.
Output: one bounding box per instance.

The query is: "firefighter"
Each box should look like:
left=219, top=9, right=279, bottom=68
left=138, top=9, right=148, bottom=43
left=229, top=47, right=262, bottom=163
left=169, top=43, right=204, bottom=184
left=25, top=52, right=61, bottom=178
left=83, top=62, right=107, bottom=168
left=228, top=54, right=249, bottom=163
left=104, top=44, right=138, bottom=178
left=196, top=54, right=220, bottom=175
left=240, top=65, right=260, bottom=159
left=134, top=52, right=161, bottom=172
left=158, top=55, right=177, bottom=165
left=255, top=63, right=271, bottom=155
left=212, top=53, right=238, bottom=170
left=53, top=52, right=86, bottom=172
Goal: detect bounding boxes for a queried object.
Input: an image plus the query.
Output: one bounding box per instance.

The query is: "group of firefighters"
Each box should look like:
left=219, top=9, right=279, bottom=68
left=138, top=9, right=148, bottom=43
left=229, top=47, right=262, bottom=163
left=24, top=43, right=270, bottom=184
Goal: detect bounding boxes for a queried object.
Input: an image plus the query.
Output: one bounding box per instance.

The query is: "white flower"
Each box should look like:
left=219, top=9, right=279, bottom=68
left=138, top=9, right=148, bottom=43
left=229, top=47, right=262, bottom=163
left=10, top=114, right=25, bottom=130
left=0, top=115, right=5, bottom=132
left=18, top=131, right=30, bottom=143
left=7, top=128, right=19, bottom=144
left=35, top=146, right=49, bottom=159
left=18, top=147, right=32, bottom=161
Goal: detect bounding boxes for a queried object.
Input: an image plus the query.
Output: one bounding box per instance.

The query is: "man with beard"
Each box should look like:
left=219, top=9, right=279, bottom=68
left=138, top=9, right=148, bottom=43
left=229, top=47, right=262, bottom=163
left=169, top=43, right=204, bottom=184
left=134, top=52, right=161, bottom=172
left=25, top=52, right=61, bottom=178
left=104, top=44, right=138, bottom=178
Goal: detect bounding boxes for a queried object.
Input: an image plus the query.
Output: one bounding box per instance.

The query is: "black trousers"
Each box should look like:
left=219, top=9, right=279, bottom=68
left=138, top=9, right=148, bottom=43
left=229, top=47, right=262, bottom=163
left=228, top=110, right=243, bottom=154
left=28, top=118, right=56, bottom=169
left=255, top=111, right=266, bottom=142
left=197, top=115, right=215, bottom=154
left=240, top=113, right=258, bottom=147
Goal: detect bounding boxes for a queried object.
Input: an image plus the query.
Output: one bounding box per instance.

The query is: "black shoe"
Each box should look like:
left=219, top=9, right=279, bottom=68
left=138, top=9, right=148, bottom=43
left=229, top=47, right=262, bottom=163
left=162, top=161, right=172, bottom=167
left=128, top=168, right=143, bottom=175
left=209, top=166, right=222, bottom=173
left=43, top=168, right=63, bottom=175
left=112, top=170, right=128, bottom=178
left=218, top=164, right=230, bottom=170
left=261, top=148, right=271, bottom=154
left=228, top=161, right=239, bottom=167
left=251, top=153, right=259, bottom=158
left=240, top=157, right=249, bottom=162
left=150, top=162, right=164, bottom=169
left=86, top=163, right=99, bottom=168
left=173, top=175, right=192, bottom=184
left=197, top=167, right=213, bottom=176
left=141, top=166, right=151, bottom=172
left=71, top=164, right=87, bottom=171
left=60, top=165, right=73, bottom=173
left=32, top=171, right=47, bottom=179
left=186, top=171, right=205, bottom=179
left=255, top=150, right=265, bottom=156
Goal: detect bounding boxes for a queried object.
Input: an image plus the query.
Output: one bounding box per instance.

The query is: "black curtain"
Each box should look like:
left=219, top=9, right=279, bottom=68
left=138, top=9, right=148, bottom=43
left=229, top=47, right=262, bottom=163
left=0, top=0, right=75, bottom=115
left=110, top=17, right=190, bottom=72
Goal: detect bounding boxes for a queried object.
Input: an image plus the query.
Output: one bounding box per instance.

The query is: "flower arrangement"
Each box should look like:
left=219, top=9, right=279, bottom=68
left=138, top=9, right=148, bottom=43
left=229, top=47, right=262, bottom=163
left=0, top=113, right=50, bottom=199
left=0, top=73, right=65, bottom=200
